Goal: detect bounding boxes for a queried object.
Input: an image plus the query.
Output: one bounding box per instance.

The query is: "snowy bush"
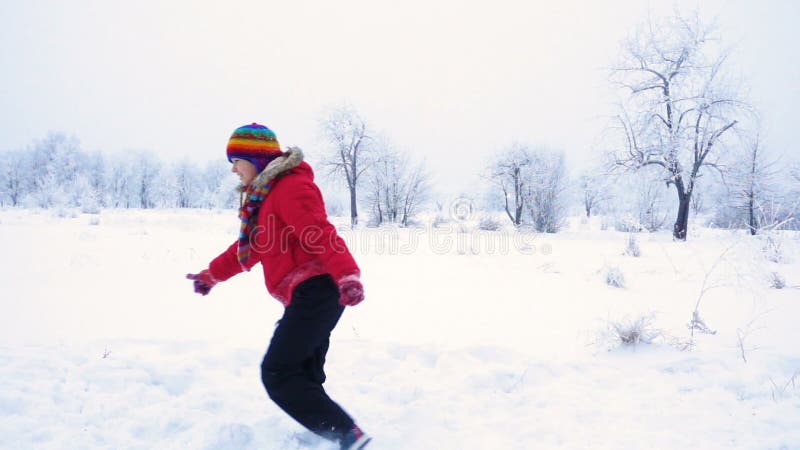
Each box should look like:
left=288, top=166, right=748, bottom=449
left=601, top=314, right=662, bottom=348
left=81, top=199, right=101, bottom=215
left=55, top=207, right=78, bottom=219
left=687, top=311, right=717, bottom=336
left=770, top=369, right=800, bottom=402
left=624, top=233, right=641, bottom=257
left=769, top=272, right=786, bottom=289
left=613, top=213, right=641, bottom=233
left=604, top=266, right=626, bottom=288
left=432, top=214, right=450, bottom=228
left=599, top=216, right=611, bottom=231
left=88, top=216, right=101, bottom=226
left=402, top=218, right=425, bottom=229
left=478, top=215, right=503, bottom=231
left=761, top=234, right=786, bottom=263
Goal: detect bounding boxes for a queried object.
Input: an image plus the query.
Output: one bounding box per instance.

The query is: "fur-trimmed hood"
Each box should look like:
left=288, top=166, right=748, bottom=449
left=239, top=146, right=305, bottom=192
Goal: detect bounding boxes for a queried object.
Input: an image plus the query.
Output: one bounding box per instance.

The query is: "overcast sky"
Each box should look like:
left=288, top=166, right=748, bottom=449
left=1, top=0, right=797, bottom=196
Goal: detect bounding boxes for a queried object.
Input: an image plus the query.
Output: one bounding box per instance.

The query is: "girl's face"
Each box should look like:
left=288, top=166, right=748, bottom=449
left=231, top=158, right=258, bottom=185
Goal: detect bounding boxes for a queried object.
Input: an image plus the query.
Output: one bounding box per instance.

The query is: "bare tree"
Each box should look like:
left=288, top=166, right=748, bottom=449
left=579, top=167, right=611, bottom=218
left=731, top=135, right=780, bottom=235
left=399, top=161, right=430, bottom=226
left=485, top=143, right=531, bottom=226
left=365, top=143, right=400, bottom=225
left=608, top=11, right=751, bottom=240
left=365, top=141, right=430, bottom=227
left=712, top=133, right=797, bottom=233
left=320, top=104, right=372, bottom=227
left=634, top=173, right=671, bottom=232
left=605, top=167, right=670, bottom=232
left=690, top=187, right=705, bottom=216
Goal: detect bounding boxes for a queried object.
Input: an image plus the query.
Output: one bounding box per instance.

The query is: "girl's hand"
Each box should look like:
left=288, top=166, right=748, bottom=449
left=338, top=275, right=364, bottom=306
left=186, top=270, right=218, bottom=296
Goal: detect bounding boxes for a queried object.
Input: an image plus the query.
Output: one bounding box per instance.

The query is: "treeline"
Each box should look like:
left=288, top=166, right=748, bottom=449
left=1, top=129, right=798, bottom=236
left=0, top=133, right=239, bottom=212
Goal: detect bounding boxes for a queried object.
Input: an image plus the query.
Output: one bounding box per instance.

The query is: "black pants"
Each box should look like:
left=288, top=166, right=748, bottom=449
left=261, top=274, right=354, bottom=440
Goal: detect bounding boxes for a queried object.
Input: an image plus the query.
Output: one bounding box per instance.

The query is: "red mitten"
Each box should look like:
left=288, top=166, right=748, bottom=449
left=186, top=270, right=218, bottom=296
left=338, top=274, right=364, bottom=306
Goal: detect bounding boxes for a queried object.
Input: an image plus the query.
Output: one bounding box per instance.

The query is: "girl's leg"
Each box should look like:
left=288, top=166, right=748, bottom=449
left=261, top=274, right=354, bottom=439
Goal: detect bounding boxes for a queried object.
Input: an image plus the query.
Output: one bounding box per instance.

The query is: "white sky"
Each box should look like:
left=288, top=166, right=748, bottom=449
left=1, top=0, right=798, bottom=196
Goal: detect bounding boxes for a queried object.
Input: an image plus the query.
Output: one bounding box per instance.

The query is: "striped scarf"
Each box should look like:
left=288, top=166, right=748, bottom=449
left=237, top=181, right=274, bottom=265
left=235, top=147, right=304, bottom=266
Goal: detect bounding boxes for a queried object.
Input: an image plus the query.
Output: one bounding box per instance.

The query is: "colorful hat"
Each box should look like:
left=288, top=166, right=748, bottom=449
left=226, top=123, right=282, bottom=169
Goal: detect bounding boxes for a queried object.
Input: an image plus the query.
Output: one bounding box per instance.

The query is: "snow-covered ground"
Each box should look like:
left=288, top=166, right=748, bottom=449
left=1, top=208, right=799, bottom=450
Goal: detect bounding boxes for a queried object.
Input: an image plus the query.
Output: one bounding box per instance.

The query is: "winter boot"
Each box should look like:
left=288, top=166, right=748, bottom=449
left=340, top=424, right=371, bottom=450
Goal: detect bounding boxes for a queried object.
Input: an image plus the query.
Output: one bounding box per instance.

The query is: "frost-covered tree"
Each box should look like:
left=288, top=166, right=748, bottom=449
left=579, top=166, right=612, bottom=218
left=729, top=135, right=779, bottom=234
left=1, top=134, right=106, bottom=209
left=3, top=132, right=250, bottom=210
left=365, top=140, right=430, bottom=226
left=608, top=11, right=751, bottom=240
left=525, top=149, right=568, bottom=233
left=399, top=161, right=430, bottom=227
left=0, top=150, right=30, bottom=206
left=605, top=168, right=672, bottom=232
left=74, top=173, right=101, bottom=213
left=28, top=133, right=83, bottom=207
left=486, top=144, right=568, bottom=231
left=711, top=134, right=797, bottom=232
left=485, top=143, right=531, bottom=226
left=690, top=185, right=706, bottom=216
left=108, top=155, right=134, bottom=208
left=632, top=172, right=671, bottom=232
left=35, top=164, right=67, bottom=208
left=132, top=151, right=161, bottom=208
left=85, top=150, right=109, bottom=208
left=202, top=160, right=238, bottom=209
left=320, top=104, right=373, bottom=227
left=170, top=158, right=201, bottom=208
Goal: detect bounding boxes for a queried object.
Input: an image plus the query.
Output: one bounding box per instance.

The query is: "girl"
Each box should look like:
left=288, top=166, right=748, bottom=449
left=187, top=123, right=371, bottom=450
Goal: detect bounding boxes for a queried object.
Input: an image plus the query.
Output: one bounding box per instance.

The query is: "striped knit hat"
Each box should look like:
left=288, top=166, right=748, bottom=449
left=226, top=123, right=282, bottom=172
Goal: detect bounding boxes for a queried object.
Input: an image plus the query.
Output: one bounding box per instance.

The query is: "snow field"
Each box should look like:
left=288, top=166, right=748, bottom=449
left=1, top=209, right=799, bottom=449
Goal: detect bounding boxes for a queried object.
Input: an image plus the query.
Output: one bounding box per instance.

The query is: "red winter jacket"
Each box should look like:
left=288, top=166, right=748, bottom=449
left=207, top=161, right=359, bottom=306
